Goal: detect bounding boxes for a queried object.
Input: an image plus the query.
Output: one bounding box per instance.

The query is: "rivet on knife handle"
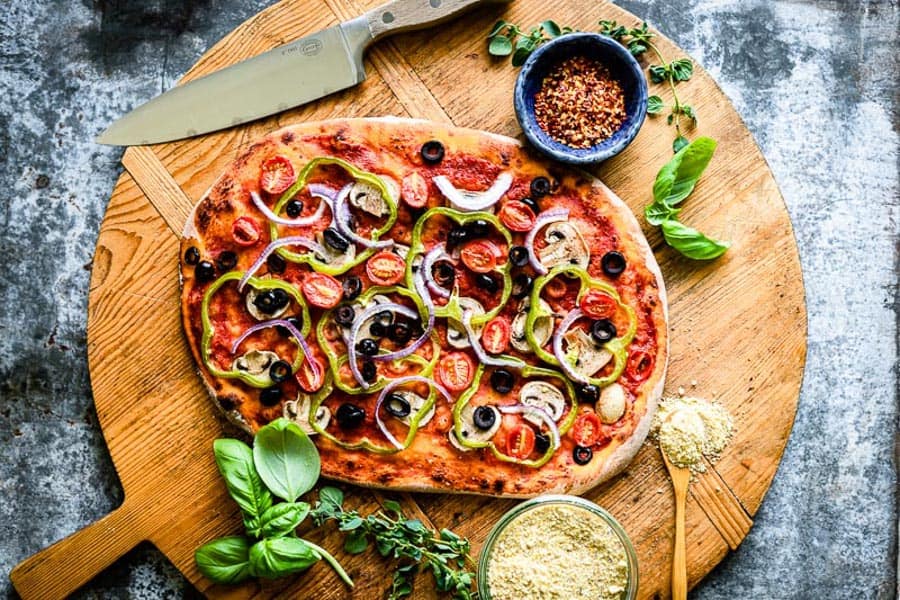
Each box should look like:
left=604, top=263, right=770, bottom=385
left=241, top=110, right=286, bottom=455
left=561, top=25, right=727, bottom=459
left=366, top=0, right=513, bottom=41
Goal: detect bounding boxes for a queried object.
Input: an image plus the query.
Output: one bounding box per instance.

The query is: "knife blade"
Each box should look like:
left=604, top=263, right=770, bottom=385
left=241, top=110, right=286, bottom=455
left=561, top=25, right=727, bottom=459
left=97, top=0, right=508, bottom=145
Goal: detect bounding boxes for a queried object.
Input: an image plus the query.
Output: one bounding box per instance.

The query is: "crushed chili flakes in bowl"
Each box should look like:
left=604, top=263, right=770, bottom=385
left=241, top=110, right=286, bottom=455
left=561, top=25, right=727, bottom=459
left=533, top=56, right=627, bottom=149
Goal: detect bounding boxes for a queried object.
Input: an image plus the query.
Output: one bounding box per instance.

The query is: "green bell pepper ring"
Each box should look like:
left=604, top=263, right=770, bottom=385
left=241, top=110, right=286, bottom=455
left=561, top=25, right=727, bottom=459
left=450, top=364, right=577, bottom=468
left=403, top=207, right=513, bottom=326
left=201, top=271, right=311, bottom=388
left=525, top=265, right=637, bottom=388
left=268, top=157, right=398, bottom=276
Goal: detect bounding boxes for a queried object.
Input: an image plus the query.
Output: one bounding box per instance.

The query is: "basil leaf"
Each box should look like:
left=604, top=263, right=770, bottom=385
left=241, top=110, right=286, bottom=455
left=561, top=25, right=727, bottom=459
left=647, top=95, right=664, bottom=115
left=213, top=439, right=273, bottom=526
left=249, top=537, right=320, bottom=579
left=672, top=135, right=689, bottom=153
left=195, top=536, right=253, bottom=584
left=253, top=418, right=320, bottom=502
left=661, top=220, right=730, bottom=259
left=259, top=502, right=310, bottom=539
left=644, top=201, right=680, bottom=226
left=488, top=34, right=513, bottom=56
left=652, top=136, right=717, bottom=206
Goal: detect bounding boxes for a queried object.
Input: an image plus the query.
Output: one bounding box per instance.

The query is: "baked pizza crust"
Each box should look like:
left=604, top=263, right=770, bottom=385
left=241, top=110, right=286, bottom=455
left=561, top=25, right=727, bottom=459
left=181, top=117, right=667, bottom=497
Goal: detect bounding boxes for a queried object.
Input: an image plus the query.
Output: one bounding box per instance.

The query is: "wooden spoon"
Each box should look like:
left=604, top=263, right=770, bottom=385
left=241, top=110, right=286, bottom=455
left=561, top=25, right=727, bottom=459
left=661, top=449, right=690, bottom=600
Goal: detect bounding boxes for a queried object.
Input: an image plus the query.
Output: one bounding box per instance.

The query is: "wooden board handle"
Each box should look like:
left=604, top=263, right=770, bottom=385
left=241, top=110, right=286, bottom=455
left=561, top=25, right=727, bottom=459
left=10, top=499, right=147, bottom=600
left=366, top=0, right=511, bottom=41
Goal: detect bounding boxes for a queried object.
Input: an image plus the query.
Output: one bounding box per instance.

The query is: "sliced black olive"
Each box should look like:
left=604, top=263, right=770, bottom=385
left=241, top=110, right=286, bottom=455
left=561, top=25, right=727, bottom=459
left=447, top=226, right=469, bottom=249
left=473, top=405, right=497, bottom=431
left=184, top=246, right=200, bottom=265
left=361, top=360, right=377, bottom=382
left=276, top=316, right=303, bottom=337
left=520, top=196, right=539, bottom=213
left=259, top=387, right=282, bottom=406
left=389, top=321, right=413, bottom=344
left=490, top=369, right=515, bottom=394
left=385, top=392, right=411, bottom=418
left=336, top=403, right=366, bottom=429
left=466, top=219, right=490, bottom=239
left=475, top=273, right=499, bottom=294
left=195, top=260, right=216, bottom=282
left=270, top=289, right=290, bottom=310
left=535, top=432, right=551, bottom=454
left=266, top=252, right=286, bottom=273
left=591, top=319, right=617, bottom=344
left=508, top=246, right=529, bottom=268
left=433, top=262, right=455, bottom=287
left=601, top=251, right=627, bottom=277
left=334, top=305, right=356, bottom=327
left=342, top=276, right=362, bottom=301
left=285, top=199, right=304, bottom=218
left=530, top=176, right=552, bottom=198
left=512, top=273, right=533, bottom=299
left=357, top=338, right=379, bottom=356
left=269, top=360, right=291, bottom=384
left=323, top=227, right=350, bottom=252
left=421, top=140, right=445, bottom=164
left=375, top=310, right=393, bottom=327
left=577, top=383, right=600, bottom=403
left=573, top=445, right=593, bottom=465
left=215, top=250, right=238, bottom=271
left=369, top=321, right=387, bottom=338
left=252, top=290, right=277, bottom=313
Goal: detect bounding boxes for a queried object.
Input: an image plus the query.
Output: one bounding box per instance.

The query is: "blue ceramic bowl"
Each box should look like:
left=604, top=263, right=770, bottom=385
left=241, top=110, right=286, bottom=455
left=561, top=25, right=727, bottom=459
left=514, top=33, right=648, bottom=165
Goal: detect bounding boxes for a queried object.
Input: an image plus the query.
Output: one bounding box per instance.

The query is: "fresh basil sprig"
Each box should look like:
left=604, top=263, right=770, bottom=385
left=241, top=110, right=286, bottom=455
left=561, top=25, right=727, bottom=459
left=196, top=418, right=352, bottom=587
left=645, top=137, right=730, bottom=259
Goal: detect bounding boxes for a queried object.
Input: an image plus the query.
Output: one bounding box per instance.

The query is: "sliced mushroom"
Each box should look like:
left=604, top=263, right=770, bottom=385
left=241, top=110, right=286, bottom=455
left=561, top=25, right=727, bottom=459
left=538, top=221, right=590, bottom=271
left=564, top=328, right=613, bottom=378
left=395, top=391, right=435, bottom=428
left=448, top=429, right=472, bottom=452
left=457, top=403, right=501, bottom=443
left=447, top=297, right=485, bottom=349
left=233, top=349, right=280, bottom=379
left=597, top=382, right=626, bottom=424
left=520, top=381, right=566, bottom=426
left=314, top=230, right=356, bottom=267
left=284, top=394, right=331, bottom=435
left=349, top=181, right=390, bottom=217
left=392, top=243, right=411, bottom=261
left=510, top=297, right=553, bottom=353
left=245, top=288, right=289, bottom=321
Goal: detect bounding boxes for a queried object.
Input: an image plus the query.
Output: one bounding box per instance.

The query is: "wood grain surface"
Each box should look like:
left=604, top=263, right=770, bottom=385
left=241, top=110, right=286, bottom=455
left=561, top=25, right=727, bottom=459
left=10, top=0, right=806, bottom=598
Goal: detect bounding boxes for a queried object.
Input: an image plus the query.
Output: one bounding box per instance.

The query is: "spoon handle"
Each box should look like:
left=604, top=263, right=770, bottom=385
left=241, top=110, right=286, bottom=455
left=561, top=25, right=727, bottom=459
left=672, top=479, right=688, bottom=599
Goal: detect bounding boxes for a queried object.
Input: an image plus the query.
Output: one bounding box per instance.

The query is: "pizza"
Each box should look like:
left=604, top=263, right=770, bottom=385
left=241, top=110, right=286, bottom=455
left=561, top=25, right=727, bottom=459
left=180, top=117, right=667, bottom=497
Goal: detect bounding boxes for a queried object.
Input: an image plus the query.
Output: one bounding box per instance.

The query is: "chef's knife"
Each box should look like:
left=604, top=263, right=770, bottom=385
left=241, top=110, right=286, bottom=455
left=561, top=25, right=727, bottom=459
left=97, top=0, right=509, bottom=145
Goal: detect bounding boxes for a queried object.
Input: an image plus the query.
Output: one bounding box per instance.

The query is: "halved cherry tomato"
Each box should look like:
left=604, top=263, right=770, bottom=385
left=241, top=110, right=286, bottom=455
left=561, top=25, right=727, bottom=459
left=401, top=172, right=429, bottom=208
left=572, top=412, right=603, bottom=446
left=481, top=316, right=511, bottom=354
left=460, top=240, right=499, bottom=273
left=498, top=200, right=536, bottom=232
left=543, top=277, right=568, bottom=299
left=624, top=350, right=654, bottom=383
left=580, top=289, right=618, bottom=320
left=259, top=156, right=296, bottom=194
left=301, top=272, right=343, bottom=308
left=437, top=352, right=475, bottom=392
left=232, top=216, right=261, bottom=246
left=366, top=251, right=406, bottom=285
left=295, top=355, right=324, bottom=393
left=505, top=424, right=536, bottom=459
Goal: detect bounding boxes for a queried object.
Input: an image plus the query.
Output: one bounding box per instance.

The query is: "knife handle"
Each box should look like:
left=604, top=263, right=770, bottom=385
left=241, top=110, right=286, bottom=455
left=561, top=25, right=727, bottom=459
left=366, top=0, right=511, bottom=41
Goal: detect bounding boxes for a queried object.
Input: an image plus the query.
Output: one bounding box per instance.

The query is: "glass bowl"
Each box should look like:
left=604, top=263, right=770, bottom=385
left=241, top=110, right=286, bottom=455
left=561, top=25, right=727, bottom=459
left=477, top=494, right=638, bottom=599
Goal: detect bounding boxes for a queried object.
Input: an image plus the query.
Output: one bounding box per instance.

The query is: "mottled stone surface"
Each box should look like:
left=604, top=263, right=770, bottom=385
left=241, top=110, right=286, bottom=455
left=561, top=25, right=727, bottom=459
left=0, top=1, right=896, bottom=598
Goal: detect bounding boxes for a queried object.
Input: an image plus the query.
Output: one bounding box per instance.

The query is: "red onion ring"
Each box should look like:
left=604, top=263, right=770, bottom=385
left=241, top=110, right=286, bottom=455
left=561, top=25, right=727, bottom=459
left=551, top=307, right=589, bottom=384
left=432, top=172, right=513, bottom=212
left=332, top=183, right=393, bottom=249
left=347, top=302, right=417, bottom=388
left=230, top=318, right=319, bottom=384
left=525, top=209, right=569, bottom=275
left=238, top=236, right=327, bottom=291
left=499, top=404, right=561, bottom=450
left=250, top=190, right=332, bottom=227
left=375, top=376, right=454, bottom=450
left=421, top=242, right=455, bottom=299
left=461, top=310, right=525, bottom=369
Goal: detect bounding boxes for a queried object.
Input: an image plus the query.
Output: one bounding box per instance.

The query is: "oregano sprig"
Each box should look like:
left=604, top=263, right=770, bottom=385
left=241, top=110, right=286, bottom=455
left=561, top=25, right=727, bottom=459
left=487, top=19, right=573, bottom=66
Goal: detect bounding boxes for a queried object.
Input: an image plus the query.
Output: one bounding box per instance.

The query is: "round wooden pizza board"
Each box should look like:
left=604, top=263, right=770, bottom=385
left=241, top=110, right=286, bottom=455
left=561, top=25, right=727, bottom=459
left=10, top=1, right=806, bottom=598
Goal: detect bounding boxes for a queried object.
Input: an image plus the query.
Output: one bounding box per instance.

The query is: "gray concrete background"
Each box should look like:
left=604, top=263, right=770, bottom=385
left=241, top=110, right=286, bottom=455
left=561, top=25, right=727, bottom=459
left=0, top=0, right=896, bottom=598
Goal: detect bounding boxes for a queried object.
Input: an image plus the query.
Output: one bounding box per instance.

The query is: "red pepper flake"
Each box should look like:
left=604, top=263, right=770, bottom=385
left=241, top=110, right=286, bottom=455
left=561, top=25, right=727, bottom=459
left=533, top=56, right=627, bottom=149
